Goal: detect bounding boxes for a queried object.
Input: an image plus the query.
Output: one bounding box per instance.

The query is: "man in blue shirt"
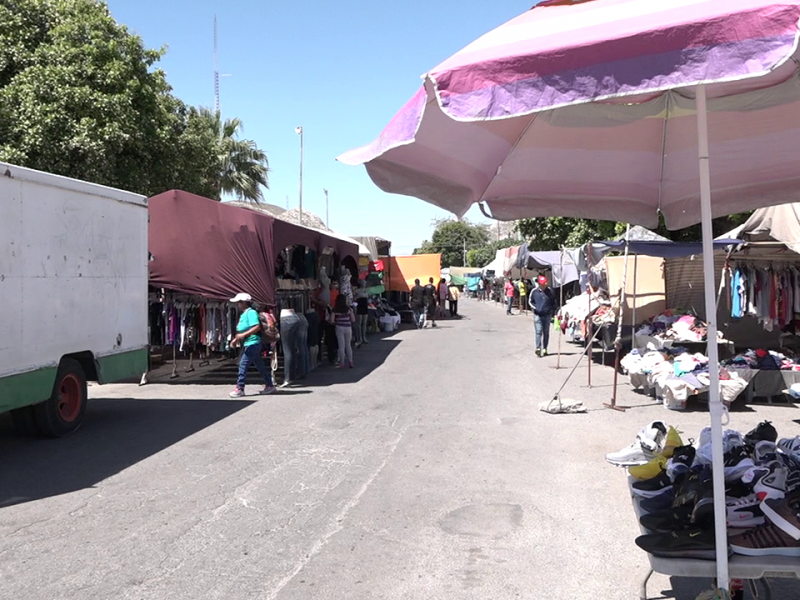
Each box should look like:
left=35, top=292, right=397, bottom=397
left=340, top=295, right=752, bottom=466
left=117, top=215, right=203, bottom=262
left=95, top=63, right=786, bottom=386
left=530, top=275, right=556, bottom=357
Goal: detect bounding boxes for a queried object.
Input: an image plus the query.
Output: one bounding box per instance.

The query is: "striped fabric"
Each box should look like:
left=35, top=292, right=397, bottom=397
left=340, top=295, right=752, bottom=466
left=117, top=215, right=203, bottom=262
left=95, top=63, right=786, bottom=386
left=338, top=0, right=800, bottom=230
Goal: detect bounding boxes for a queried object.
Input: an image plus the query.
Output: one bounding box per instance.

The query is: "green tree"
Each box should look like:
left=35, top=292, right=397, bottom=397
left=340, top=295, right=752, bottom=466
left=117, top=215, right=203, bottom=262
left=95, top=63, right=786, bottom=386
left=195, top=107, right=270, bottom=202
left=414, top=219, right=491, bottom=267
left=516, top=218, right=624, bottom=250
left=0, top=0, right=181, bottom=194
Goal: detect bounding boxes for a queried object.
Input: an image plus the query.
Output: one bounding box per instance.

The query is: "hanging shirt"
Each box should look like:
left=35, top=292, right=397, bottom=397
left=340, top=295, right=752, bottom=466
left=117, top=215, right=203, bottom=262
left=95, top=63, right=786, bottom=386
left=731, top=269, right=742, bottom=318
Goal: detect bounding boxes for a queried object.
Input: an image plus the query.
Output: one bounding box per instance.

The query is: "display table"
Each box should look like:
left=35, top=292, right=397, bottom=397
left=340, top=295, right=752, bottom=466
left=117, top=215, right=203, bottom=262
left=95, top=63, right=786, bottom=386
left=629, top=478, right=800, bottom=599
left=727, top=367, right=800, bottom=402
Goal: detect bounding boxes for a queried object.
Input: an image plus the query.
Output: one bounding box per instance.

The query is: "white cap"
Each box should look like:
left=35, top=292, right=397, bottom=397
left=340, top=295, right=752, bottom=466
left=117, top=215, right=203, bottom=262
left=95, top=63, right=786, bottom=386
left=230, top=293, right=252, bottom=303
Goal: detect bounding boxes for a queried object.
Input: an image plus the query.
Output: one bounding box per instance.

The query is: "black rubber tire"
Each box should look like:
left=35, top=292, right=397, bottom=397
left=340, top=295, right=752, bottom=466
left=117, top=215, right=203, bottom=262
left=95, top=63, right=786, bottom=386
left=33, top=358, right=87, bottom=437
left=10, top=405, right=41, bottom=436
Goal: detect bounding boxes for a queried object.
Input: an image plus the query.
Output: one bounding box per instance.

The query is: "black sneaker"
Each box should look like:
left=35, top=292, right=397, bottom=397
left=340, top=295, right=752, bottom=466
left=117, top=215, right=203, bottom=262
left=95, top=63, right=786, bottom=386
left=640, top=488, right=675, bottom=513
left=745, top=420, right=778, bottom=447
left=632, top=471, right=672, bottom=498
left=673, top=467, right=712, bottom=509
left=635, top=528, right=726, bottom=560
left=667, top=445, right=697, bottom=480
left=724, top=445, right=755, bottom=482
left=639, top=505, right=695, bottom=533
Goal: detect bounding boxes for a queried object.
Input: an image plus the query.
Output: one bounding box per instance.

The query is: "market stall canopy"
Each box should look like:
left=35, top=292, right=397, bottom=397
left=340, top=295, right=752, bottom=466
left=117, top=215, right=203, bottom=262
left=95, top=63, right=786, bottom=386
left=338, top=0, right=800, bottom=230
left=614, top=226, right=669, bottom=243
left=149, top=190, right=277, bottom=303
left=385, top=254, right=441, bottom=292
left=592, top=238, right=742, bottom=258
left=515, top=247, right=579, bottom=286
left=353, top=236, right=392, bottom=259
left=720, top=203, right=800, bottom=254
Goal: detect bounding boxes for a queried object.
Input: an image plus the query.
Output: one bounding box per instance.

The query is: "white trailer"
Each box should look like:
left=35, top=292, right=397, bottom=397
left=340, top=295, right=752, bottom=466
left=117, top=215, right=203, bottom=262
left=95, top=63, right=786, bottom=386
left=0, top=162, right=148, bottom=436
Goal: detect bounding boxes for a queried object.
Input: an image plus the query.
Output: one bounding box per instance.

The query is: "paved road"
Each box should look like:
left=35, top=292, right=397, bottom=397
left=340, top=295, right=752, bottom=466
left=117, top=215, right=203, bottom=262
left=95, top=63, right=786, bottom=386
left=2, top=299, right=799, bottom=599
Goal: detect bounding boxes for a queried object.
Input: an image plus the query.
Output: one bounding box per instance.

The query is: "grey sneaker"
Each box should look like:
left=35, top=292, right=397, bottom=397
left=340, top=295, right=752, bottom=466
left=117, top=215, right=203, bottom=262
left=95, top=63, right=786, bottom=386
left=229, top=387, right=245, bottom=398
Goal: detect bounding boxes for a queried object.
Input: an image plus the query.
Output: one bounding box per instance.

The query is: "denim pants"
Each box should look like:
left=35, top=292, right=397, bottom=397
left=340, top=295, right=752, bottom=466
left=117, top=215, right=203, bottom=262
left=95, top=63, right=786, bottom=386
left=506, top=296, right=514, bottom=313
left=237, top=342, right=272, bottom=390
left=534, top=314, right=551, bottom=350
left=336, top=325, right=353, bottom=366
left=412, top=305, right=424, bottom=328
left=280, top=314, right=302, bottom=383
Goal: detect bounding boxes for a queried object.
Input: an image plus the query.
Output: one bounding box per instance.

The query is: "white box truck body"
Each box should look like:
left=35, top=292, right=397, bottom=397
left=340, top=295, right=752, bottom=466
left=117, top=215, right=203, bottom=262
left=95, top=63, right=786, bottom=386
left=0, top=162, right=148, bottom=435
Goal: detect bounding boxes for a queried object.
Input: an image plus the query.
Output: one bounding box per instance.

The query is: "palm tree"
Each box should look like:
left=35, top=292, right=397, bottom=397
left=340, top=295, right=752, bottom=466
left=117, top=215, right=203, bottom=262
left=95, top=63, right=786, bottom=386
left=197, top=108, right=270, bottom=202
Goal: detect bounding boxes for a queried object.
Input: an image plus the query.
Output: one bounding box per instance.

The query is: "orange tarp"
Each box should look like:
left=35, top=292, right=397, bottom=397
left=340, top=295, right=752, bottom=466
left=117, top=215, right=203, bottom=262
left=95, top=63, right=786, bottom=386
left=385, top=254, right=442, bottom=292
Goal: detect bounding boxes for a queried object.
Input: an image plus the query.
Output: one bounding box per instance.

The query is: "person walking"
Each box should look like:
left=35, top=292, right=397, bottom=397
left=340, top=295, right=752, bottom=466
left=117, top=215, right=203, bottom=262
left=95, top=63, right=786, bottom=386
left=438, top=278, right=448, bottom=318
left=410, top=278, right=425, bottom=329
left=478, top=277, right=485, bottom=301
left=518, top=278, right=528, bottom=315
left=504, top=277, right=515, bottom=315
left=229, top=293, right=276, bottom=397
left=448, top=283, right=460, bottom=317
left=424, top=277, right=437, bottom=327
left=530, top=275, right=556, bottom=357
left=331, top=293, right=355, bottom=368
left=355, top=280, right=370, bottom=346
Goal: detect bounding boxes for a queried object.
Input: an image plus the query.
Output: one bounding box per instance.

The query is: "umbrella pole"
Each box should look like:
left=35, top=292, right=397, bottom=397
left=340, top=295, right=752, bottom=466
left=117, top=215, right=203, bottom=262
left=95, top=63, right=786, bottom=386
left=605, top=224, right=631, bottom=411
left=631, top=254, right=638, bottom=351
left=587, top=242, right=593, bottom=388
left=697, top=84, right=729, bottom=592
left=551, top=248, right=565, bottom=370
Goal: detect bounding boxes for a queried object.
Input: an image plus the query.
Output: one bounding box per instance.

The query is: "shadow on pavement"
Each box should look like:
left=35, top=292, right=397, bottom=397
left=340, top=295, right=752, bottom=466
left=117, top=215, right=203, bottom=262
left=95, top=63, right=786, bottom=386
left=668, top=575, right=800, bottom=599
left=0, top=397, right=253, bottom=508
left=303, top=337, right=402, bottom=388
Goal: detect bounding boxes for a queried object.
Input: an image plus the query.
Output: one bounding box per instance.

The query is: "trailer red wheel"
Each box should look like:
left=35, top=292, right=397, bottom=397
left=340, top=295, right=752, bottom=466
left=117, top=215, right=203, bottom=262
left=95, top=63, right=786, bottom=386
left=56, top=373, right=82, bottom=422
left=34, top=358, right=88, bottom=437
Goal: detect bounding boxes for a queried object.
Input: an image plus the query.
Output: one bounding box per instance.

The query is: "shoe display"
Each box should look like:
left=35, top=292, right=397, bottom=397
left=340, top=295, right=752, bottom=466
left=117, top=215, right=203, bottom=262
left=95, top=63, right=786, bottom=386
left=753, top=440, right=779, bottom=465
left=639, top=488, right=676, bottom=513
left=639, top=505, right=696, bottom=533
left=745, top=420, right=778, bottom=447
left=632, top=471, right=672, bottom=498
left=666, top=445, right=696, bottom=481
left=760, top=490, right=800, bottom=541
left=673, top=467, right=713, bottom=509
left=723, top=445, right=755, bottom=482
left=629, top=455, right=668, bottom=481
left=753, top=460, right=788, bottom=501
left=729, top=521, right=800, bottom=556
left=778, top=436, right=800, bottom=454
left=606, top=421, right=667, bottom=467
left=726, top=494, right=766, bottom=528
left=635, top=528, right=724, bottom=560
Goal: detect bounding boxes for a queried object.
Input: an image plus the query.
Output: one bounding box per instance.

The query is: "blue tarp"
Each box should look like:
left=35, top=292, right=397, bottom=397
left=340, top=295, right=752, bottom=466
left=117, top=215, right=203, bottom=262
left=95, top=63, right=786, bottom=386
left=594, top=238, right=742, bottom=258
left=467, top=275, right=481, bottom=291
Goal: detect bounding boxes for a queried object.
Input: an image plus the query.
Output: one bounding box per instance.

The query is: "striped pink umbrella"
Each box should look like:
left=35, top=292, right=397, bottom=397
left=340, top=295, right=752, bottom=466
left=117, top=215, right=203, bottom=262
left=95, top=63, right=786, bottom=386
left=339, top=0, right=800, bottom=589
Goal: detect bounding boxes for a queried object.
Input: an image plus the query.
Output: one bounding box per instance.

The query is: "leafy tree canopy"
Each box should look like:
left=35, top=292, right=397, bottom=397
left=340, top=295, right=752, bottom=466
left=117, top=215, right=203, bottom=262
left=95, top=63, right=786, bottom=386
left=414, top=219, right=491, bottom=268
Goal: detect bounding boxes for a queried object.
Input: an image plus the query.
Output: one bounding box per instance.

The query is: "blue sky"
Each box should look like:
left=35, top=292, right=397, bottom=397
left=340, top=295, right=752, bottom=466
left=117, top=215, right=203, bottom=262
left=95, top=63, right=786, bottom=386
left=105, top=0, right=531, bottom=255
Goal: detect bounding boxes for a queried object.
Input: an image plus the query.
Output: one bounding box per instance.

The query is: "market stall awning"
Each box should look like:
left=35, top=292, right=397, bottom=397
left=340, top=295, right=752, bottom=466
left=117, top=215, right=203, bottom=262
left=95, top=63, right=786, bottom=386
left=516, top=247, right=579, bottom=286
left=385, top=254, right=441, bottom=292
left=721, top=203, right=800, bottom=254
left=593, top=238, right=742, bottom=258
left=149, top=190, right=277, bottom=303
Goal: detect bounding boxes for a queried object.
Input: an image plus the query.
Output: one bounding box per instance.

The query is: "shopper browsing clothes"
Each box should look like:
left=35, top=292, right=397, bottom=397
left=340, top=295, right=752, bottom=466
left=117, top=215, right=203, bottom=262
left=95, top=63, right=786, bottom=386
left=447, top=282, right=460, bottom=317
left=331, top=294, right=355, bottom=368
left=424, top=277, right=437, bottom=327
left=530, top=275, right=556, bottom=357
left=505, top=277, right=516, bottom=315
left=410, top=278, right=425, bottom=329
left=229, top=293, right=276, bottom=397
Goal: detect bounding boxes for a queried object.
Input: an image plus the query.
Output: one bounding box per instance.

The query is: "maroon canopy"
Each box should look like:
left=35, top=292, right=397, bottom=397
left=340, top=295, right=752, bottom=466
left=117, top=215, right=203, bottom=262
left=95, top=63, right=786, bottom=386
left=149, top=190, right=277, bottom=303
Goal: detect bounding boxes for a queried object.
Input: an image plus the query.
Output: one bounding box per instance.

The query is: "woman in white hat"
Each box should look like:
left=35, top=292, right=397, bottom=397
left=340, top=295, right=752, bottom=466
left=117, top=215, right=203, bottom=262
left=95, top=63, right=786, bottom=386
left=229, top=293, right=276, bottom=397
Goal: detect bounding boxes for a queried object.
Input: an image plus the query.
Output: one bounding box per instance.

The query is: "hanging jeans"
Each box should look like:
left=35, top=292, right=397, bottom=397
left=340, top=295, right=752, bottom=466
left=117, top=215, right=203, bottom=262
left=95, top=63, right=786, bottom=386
left=297, top=314, right=310, bottom=379
left=534, top=313, right=551, bottom=351
left=237, top=342, right=273, bottom=391
left=280, top=314, right=302, bottom=384
left=336, top=325, right=354, bottom=366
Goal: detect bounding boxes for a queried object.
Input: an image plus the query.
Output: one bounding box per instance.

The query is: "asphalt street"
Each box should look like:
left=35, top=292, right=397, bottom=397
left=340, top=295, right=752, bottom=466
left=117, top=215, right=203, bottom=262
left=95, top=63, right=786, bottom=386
left=2, top=298, right=800, bottom=599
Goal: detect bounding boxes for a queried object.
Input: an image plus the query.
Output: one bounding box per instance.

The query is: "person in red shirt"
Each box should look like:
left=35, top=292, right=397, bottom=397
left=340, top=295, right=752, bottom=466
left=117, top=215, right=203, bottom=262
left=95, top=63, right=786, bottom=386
left=505, top=278, right=515, bottom=315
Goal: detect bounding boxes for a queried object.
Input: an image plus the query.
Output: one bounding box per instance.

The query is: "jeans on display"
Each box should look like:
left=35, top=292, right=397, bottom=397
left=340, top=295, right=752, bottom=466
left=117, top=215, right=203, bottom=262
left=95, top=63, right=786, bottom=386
left=358, top=313, right=368, bottom=342
left=280, top=313, right=302, bottom=384
left=534, top=313, right=551, bottom=351
left=336, top=325, right=353, bottom=366
left=237, top=342, right=273, bottom=390
left=297, top=314, right=310, bottom=378
left=506, top=296, right=514, bottom=314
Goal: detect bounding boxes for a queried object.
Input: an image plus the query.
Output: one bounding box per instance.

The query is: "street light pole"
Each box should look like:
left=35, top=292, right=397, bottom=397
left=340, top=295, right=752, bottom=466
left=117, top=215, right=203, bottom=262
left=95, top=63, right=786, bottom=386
left=323, top=188, right=329, bottom=229
left=295, top=126, right=304, bottom=225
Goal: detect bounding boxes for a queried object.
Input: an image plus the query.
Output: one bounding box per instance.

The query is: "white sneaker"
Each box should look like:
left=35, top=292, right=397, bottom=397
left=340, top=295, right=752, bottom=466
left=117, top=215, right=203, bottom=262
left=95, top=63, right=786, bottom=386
left=727, top=494, right=766, bottom=528
left=606, top=420, right=668, bottom=467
